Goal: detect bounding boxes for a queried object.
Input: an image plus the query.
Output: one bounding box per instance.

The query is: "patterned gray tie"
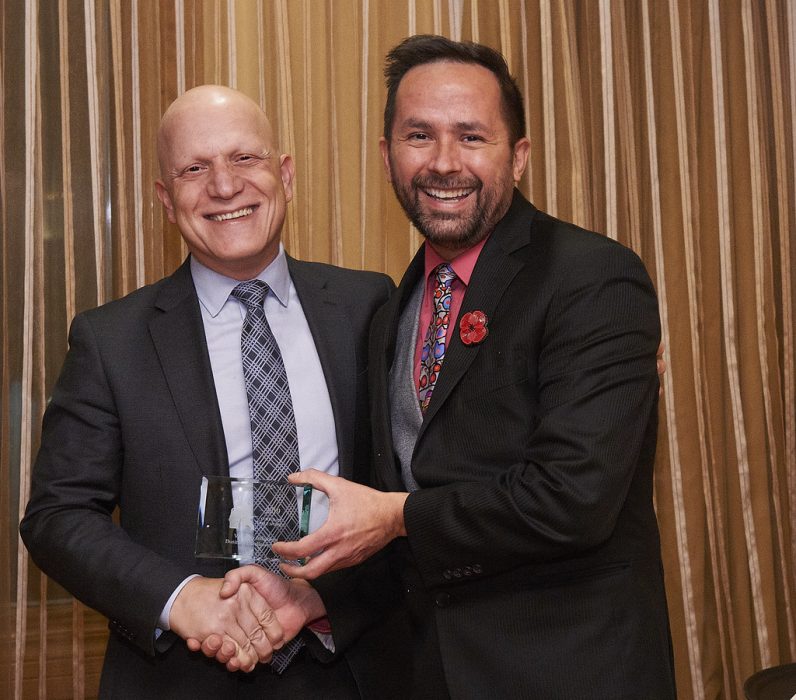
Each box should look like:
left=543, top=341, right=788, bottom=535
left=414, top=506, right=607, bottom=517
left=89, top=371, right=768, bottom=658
left=231, top=279, right=303, bottom=672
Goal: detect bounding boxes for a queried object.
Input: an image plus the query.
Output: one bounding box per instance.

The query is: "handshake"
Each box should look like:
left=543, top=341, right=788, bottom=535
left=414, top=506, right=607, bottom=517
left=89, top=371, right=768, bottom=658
left=169, top=469, right=410, bottom=671
left=168, top=566, right=325, bottom=672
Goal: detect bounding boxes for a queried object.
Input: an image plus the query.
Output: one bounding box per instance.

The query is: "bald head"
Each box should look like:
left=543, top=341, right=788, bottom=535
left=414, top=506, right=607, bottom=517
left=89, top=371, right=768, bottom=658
left=154, top=84, right=295, bottom=280
left=157, top=85, right=276, bottom=180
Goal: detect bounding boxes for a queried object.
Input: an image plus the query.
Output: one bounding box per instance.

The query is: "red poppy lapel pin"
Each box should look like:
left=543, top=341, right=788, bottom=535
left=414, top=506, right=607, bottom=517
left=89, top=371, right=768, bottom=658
left=459, top=310, right=489, bottom=345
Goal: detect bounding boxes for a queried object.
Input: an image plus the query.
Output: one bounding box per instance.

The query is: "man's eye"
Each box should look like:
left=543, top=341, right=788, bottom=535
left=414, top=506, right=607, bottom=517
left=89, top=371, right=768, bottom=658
left=408, top=133, right=430, bottom=141
left=462, top=135, right=484, bottom=143
left=184, top=165, right=204, bottom=174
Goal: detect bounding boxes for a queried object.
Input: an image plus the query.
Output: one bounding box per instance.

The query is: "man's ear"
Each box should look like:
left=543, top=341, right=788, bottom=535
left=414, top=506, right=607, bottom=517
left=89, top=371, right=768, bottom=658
left=512, top=138, right=530, bottom=183
left=379, top=137, right=393, bottom=183
left=279, top=154, right=296, bottom=203
left=155, top=180, right=177, bottom=224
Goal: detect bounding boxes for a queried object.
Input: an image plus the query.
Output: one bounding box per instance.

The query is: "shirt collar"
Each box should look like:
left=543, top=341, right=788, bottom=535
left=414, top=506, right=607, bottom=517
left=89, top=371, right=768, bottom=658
left=423, top=235, right=490, bottom=286
left=191, top=244, right=291, bottom=318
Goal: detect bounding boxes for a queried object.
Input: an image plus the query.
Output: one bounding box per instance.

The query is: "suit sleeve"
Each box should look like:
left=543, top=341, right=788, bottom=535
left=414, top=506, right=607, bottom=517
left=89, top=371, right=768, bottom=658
left=19, top=313, right=189, bottom=656
left=403, top=243, right=662, bottom=587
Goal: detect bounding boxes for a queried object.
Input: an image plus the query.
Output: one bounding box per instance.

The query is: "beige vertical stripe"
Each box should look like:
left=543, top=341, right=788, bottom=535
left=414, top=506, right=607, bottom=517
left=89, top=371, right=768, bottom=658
left=71, top=598, right=84, bottom=699
left=433, top=0, right=442, bottom=34
left=84, top=0, right=106, bottom=303
left=257, top=0, right=267, bottom=110
left=448, top=0, right=463, bottom=40
left=60, top=0, right=76, bottom=325
left=559, top=3, right=587, bottom=226
left=213, top=0, right=222, bottom=84
left=642, top=2, right=703, bottom=695
left=175, top=0, right=186, bottom=95
left=667, top=0, right=727, bottom=694
left=299, top=0, right=312, bottom=258
left=131, top=0, right=145, bottom=286
left=470, top=0, right=479, bottom=42
left=227, top=0, right=236, bottom=88
left=518, top=0, right=531, bottom=196
left=539, top=0, right=556, bottom=214
left=599, top=0, right=617, bottom=239
left=360, top=0, right=370, bottom=268
left=612, top=2, right=641, bottom=251
left=329, top=1, right=343, bottom=266
left=709, top=0, right=769, bottom=670
left=111, top=0, right=131, bottom=292
left=408, top=0, right=420, bottom=258
left=743, top=0, right=778, bottom=668
left=16, top=2, right=38, bottom=696
left=498, top=0, right=511, bottom=65
left=781, top=0, right=796, bottom=583
left=274, top=0, right=299, bottom=256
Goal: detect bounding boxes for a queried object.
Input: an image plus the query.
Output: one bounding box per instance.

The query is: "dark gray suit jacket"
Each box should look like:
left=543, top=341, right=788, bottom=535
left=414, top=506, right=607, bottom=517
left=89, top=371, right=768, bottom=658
left=365, top=191, right=677, bottom=698
left=20, top=255, right=398, bottom=698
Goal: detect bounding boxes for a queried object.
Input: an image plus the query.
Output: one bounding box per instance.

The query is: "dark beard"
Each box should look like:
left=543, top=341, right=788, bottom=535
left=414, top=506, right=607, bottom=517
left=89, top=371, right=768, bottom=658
left=389, top=170, right=512, bottom=254
left=393, top=178, right=491, bottom=250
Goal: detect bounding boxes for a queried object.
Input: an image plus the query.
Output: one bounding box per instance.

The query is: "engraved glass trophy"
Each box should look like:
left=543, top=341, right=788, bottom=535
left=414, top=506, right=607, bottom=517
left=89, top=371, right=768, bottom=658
left=195, top=476, right=313, bottom=566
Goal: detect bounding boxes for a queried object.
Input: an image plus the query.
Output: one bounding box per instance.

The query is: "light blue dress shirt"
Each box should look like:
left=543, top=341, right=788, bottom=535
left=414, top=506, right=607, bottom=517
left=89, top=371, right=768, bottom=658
left=159, top=247, right=338, bottom=630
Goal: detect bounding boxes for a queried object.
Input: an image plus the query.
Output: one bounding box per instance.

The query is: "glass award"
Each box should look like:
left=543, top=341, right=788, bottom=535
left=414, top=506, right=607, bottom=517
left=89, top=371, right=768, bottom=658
left=195, top=476, right=313, bottom=566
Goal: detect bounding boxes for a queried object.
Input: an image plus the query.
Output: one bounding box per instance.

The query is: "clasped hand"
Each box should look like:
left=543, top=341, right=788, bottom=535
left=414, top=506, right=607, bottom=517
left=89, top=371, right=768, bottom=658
left=169, top=576, right=284, bottom=672
left=173, top=568, right=326, bottom=671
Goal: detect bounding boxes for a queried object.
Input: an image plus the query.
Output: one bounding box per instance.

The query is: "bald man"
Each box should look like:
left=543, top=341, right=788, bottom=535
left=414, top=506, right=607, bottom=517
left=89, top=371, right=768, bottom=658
left=21, top=86, right=403, bottom=699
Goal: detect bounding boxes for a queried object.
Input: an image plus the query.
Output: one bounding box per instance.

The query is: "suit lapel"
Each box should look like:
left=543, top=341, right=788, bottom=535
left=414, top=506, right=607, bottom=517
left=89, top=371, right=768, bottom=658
left=149, top=259, right=229, bottom=478
left=287, top=257, right=357, bottom=479
left=418, top=192, right=537, bottom=433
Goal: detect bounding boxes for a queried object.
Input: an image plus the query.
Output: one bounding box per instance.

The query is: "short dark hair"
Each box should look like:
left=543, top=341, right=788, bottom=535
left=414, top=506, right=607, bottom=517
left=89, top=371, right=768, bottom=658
left=383, top=34, right=526, bottom=145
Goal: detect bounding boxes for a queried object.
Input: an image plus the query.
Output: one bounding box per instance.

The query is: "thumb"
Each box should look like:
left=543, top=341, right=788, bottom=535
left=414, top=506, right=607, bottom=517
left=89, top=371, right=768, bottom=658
left=220, top=570, right=243, bottom=598
left=288, top=468, right=334, bottom=495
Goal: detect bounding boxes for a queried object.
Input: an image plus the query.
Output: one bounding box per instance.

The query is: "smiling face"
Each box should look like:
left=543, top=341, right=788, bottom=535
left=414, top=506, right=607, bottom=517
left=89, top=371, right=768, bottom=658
left=380, top=61, right=529, bottom=259
left=155, top=86, right=294, bottom=280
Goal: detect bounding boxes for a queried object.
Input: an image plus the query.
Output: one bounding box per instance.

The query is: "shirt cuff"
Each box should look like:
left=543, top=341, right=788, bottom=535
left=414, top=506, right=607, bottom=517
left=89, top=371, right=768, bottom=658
left=157, top=574, right=201, bottom=633
left=307, top=616, right=334, bottom=652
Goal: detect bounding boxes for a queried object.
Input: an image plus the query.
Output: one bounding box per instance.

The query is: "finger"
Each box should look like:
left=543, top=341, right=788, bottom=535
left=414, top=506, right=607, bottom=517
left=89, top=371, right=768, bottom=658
left=271, top=530, right=325, bottom=560
left=198, top=634, right=225, bottom=660
left=220, top=564, right=267, bottom=598
left=280, top=549, right=341, bottom=579
left=237, top=584, right=281, bottom=661
left=287, top=468, right=332, bottom=493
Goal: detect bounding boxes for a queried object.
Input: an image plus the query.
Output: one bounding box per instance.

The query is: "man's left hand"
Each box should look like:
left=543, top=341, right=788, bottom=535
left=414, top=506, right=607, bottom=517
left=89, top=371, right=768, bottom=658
left=272, top=470, right=408, bottom=579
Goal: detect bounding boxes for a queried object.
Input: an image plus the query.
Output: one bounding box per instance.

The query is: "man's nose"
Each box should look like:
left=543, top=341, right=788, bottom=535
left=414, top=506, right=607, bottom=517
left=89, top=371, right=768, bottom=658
left=428, top=139, right=462, bottom=175
left=207, top=164, right=243, bottom=199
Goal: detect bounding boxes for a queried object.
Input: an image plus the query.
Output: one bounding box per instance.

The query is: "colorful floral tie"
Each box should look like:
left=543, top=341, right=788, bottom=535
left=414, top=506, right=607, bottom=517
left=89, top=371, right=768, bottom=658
left=418, top=263, right=457, bottom=412
left=231, top=280, right=303, bottom=672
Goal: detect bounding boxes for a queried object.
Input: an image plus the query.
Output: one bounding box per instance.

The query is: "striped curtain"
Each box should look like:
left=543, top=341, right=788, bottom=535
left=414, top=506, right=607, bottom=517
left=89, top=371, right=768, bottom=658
left=2, top=1, right=794, bottom=698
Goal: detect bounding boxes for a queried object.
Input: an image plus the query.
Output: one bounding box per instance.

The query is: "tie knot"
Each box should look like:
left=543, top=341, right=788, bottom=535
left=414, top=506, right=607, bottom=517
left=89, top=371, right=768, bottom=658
left=231, top=279, right=270, bottom=310
left=434, top=263, right=456, bottom=289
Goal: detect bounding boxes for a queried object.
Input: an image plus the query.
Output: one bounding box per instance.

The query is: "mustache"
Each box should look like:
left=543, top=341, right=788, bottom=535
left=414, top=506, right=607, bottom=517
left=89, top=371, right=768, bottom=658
left=411, top=175, right=481, bottom=191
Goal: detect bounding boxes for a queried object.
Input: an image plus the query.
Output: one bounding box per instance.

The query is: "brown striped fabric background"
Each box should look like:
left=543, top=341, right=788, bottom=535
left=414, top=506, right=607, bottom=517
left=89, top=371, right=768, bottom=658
left=1, top=1, right=794, bottom=698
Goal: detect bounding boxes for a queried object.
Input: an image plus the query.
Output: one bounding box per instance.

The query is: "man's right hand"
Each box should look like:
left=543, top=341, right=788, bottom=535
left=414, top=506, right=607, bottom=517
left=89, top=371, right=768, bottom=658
left=193, top=566, right=327, bottom=665
left=169, top=576, right=285, bottom=672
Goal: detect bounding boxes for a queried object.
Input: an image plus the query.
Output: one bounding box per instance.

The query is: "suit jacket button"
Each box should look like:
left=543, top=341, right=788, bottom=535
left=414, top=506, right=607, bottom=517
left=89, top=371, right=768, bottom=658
left=473, top=564, right=483, bottom=574
left=435, top=592, right=451, bottom=608
left=463, top=566, right=473, bottom=576
left=443, top=569, right=452, bottom=580
left=453, top=568, right=462, bottom=578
